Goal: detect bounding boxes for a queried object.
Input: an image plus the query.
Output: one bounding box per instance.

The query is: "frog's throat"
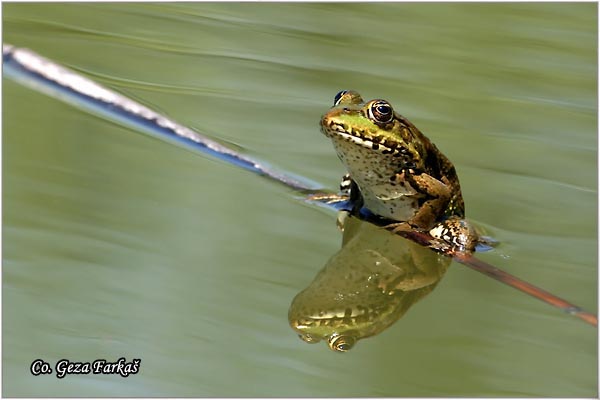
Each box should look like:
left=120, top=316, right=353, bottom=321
left=325, top=122, right=409, bottom=158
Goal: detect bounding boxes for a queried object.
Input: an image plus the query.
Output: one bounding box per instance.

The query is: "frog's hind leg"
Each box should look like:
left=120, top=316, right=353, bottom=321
left=377, top=171, right=452, bottom=235
left=405, top=172, right=452, bottom=229
left=428, top=217, right=479, bottom=253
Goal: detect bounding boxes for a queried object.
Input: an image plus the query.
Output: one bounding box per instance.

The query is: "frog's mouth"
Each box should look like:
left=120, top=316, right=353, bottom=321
left=323, top=120, right=407, bottom=158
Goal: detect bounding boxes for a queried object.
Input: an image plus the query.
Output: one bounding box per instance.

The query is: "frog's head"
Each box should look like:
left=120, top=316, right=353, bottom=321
left=288, top=295, right=402, bottom=353
left=320, top=90, right=422, bottom=175
left=290, top=315, right=359, bottom=352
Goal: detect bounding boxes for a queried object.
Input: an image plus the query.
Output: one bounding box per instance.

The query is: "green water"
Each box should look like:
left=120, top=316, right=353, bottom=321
left=3, top=2, right=597, bottom=397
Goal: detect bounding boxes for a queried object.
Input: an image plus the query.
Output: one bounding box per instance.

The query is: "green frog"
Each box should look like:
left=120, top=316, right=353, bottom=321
left=320, top=90, right=479, bottom=252
left=289, top=215, right=450, bottom=352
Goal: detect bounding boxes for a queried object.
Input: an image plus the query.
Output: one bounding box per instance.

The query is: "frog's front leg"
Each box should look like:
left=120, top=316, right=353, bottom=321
left=339, top=173, right=353, bottom=196
left=333, top=173, right=364, bottom=231
left=305, top=174, right=355, bottom=204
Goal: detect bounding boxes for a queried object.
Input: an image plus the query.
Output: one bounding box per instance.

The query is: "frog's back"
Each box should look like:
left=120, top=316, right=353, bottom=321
left=397, top=112, right=465, bottom=219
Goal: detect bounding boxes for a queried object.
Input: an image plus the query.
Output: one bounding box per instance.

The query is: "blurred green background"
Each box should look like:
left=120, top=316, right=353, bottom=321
left=3, top=2, right=597, bottom=397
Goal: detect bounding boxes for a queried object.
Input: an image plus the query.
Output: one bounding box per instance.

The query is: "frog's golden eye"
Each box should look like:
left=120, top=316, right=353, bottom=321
left=333, top=90, right=350, bottom=106
left=327, top=333, right=356, bottom=352
left=368, top=100, right=394, bottom=124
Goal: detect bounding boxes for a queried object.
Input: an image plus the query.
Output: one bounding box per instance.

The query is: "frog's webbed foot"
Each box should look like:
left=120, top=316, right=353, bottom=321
left=473, top=235, right=499, bottom=252
left=308, top=173, right=362, bottom=206
left=428, top=217, right=480, bottom=253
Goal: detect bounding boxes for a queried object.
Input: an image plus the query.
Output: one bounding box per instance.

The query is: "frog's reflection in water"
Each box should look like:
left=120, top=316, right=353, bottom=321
left=289, top=215, right=450, bottom=352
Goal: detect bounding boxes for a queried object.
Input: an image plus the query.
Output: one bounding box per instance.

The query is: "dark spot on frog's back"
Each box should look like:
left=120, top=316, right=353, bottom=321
left=424, top=147, right=446, bottom=176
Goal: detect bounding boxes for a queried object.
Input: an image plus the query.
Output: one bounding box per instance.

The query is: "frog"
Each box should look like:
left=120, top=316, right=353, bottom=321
left=320, top=90, right=480, bottom=252
left=289, top=215, right=451, bottom=352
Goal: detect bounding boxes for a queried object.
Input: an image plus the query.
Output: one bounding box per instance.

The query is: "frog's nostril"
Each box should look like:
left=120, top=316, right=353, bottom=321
left=298, top=333, right=321, bottom=344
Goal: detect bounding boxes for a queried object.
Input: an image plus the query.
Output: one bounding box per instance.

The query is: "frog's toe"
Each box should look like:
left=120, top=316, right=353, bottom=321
left=429, top=217, right=479, bottom=253
left=474, top=235, right=499, bottom=252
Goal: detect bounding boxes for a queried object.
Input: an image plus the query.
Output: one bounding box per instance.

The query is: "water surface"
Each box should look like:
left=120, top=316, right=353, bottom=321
left=3, top=3, right=597, bottom=397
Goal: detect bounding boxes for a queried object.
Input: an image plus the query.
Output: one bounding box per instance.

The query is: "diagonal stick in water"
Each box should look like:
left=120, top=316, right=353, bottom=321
left=3, top=44, right=596, bottom=327
left=2, top=44, right=318, bottom=193
left=378, top=227, right=598, bottom=327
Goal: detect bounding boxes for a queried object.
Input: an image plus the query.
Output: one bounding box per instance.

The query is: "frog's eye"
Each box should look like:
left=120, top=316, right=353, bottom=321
left=333, top=90, right=349, bottom=106
left=368, top=100, right=394, bottom=124
left=327, top=333, right=356, bottom=352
